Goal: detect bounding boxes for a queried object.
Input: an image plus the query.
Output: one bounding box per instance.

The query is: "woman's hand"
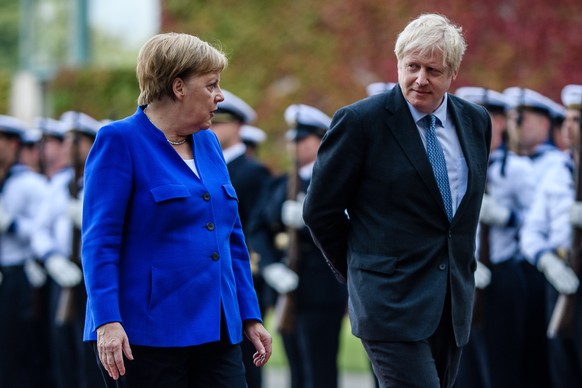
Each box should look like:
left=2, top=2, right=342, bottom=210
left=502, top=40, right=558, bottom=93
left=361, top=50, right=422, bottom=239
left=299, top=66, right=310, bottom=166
left=96, top=322, right=134, bottom=380
left=244, top=320, right=272, bottom=367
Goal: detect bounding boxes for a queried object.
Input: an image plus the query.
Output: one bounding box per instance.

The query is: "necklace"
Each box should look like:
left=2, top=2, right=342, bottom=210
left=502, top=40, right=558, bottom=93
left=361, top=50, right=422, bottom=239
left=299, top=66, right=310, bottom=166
left=143, top=106, right=187, bottom=146
left=166, top=137, right=187, bottom=145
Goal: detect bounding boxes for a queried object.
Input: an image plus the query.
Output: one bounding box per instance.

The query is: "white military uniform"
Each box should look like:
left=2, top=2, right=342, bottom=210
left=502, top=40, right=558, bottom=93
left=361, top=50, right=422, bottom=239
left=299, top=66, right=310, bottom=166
left=521, top=159, right=573, bottom=264
left=0, top=115, right=49, bottom=388
left=485, top=148, right=535, bottom=263
left=0, top=164, right=48, bottom=266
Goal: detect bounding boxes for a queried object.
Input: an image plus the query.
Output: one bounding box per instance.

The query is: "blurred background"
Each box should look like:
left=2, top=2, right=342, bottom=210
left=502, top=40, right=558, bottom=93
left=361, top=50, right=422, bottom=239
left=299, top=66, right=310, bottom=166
left=1, top=1, right=580, bottom=385
left=1, top=0, right=581, bottom=170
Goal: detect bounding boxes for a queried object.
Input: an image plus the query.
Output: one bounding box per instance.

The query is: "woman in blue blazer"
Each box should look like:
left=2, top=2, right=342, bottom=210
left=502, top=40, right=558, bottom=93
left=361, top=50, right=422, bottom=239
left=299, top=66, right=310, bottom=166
left=82, top=33, right=271, bottom=387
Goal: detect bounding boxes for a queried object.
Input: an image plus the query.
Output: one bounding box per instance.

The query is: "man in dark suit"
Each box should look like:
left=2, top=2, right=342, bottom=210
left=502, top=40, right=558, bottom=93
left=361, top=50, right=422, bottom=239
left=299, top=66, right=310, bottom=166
left=303, top=13, right=491, bottom=388
left=211, top=90, right=272, bottom=388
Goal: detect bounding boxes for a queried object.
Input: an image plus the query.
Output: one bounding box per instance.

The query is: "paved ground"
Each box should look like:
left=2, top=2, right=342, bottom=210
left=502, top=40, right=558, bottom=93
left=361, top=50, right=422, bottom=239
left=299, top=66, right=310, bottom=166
left=263, top=366, right=377, bottom=388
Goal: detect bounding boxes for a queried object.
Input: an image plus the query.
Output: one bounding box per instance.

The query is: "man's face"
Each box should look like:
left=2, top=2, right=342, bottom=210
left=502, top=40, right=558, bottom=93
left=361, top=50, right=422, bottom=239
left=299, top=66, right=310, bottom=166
left=398, top=50, right=457, bottom=114
left=210, top=121, right=241, bottom=150
left=515, top=110, right=551, bottom=153
left=0, top=134, right=19, bottom=168
left=562, top=108, right=581, bottom=149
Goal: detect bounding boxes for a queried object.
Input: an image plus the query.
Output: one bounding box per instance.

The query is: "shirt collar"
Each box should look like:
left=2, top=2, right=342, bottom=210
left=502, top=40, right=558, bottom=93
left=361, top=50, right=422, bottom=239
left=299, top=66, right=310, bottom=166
left=222, top=142, right=247, bottom=164
left=407, top=94, right=449, bottom=128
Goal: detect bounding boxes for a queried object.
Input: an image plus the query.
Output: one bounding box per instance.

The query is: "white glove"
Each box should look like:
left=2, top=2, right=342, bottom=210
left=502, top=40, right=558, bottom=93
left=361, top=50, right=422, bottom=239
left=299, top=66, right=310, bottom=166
left=479, top=194, right=511, bottom=226
left=474, top=261, right=492, bottom=289
left=537, top=252, right=579, bottom=294
left=24, top=260, right=47, bottom=288
left=45, top=254, right=82, bottom=287
left=569, top=201, right=582, bottom=228
left=67, top=198, right=83, bottom=229
left=263, top=262, right=299, bottom=294
left=282, top=199, right=305, bottom=228
left=0, top=205, right=14, bottom=233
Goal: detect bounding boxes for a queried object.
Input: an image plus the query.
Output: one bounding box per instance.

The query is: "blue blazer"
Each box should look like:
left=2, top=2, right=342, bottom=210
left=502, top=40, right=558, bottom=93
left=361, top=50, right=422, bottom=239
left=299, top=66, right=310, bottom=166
left=304, top=86, right=491, bottom=347
left=82, top=107, right=261, bottom=347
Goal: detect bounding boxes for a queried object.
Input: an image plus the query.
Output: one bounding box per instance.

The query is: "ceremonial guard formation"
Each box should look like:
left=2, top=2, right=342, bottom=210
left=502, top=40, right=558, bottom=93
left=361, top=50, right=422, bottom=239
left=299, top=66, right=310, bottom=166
left=453, top=87, right=536, bottom=388
left=0, top=115, right=49, bottom=387
left=249, top=104, right=348, bottom=388
left=211, top=90, right=272, bottom=388
left=36, top=111, right=103, bottom=388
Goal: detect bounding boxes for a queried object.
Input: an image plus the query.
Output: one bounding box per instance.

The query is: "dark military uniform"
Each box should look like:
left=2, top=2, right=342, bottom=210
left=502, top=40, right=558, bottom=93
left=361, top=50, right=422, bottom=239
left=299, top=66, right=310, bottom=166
left=227, top=150, right=272, bottom=388
left=250, top=173, right=347, bottom=388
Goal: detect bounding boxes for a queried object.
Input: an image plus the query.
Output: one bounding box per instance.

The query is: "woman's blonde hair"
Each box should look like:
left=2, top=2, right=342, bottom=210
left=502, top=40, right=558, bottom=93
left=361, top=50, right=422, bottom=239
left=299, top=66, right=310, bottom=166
left=394, top=13, right=466, bottom=74
left=136, top=33, right=228, bottom=105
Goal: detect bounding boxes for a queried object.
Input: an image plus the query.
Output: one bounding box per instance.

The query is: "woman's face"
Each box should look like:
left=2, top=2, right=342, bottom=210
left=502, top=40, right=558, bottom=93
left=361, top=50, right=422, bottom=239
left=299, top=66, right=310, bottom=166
left=181, top=71, right=224, bottom=131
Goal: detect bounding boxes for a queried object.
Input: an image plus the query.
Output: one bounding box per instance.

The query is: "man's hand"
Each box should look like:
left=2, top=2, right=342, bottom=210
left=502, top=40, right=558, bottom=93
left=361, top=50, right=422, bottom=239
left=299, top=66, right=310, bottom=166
left=479, top=194, right=511, bottom=226
left=569, top=201, right=582, bottom=228
left=479, top=194, right=510, bottom=226
left=474, top=261, right=492, bottom=289
left=244, top=320, right=272, bottom=367
left=0, top=204, right=13, bottom=233
left=24, top=259, right=47, bottom=288
left=97, top=322, right=134, bottom=380
left=282, top=199, right=305, bottom=228
left=263, top=263, right=299, bottom=294
left=537, top=252, right=579, bottom=294
left=45, top=254, right=82, bottom=287
left=68, top=198, right=83, bottom=229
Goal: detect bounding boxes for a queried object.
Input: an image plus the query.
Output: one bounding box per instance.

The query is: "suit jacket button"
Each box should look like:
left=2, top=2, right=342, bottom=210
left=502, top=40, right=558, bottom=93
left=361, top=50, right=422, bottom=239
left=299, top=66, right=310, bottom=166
left=203, top=193, right=211, bottom=201
left=439, top=263, right=447, bottom=271
left=206, top=222, right=215, bottom=231
left=211, top=252, right=220, bottom=261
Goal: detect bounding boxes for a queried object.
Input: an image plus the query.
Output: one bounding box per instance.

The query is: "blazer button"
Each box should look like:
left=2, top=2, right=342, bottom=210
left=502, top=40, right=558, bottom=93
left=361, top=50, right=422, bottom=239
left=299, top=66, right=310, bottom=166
left=439, top=263, right=447, bottom=271
left=206, top=222, right=215, bottom=231
left=203, top=192, right=211, bottom=201
left=211, top=252, right=220, bottom=261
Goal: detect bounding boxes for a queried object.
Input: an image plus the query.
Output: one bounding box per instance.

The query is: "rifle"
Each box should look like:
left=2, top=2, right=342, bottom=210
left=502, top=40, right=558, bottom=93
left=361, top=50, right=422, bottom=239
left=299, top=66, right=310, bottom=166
left=547, top=107, right=582, bottom=339
left=55, top=129, right=83, bottom=325
left=274, top=147, right=301, bottom=334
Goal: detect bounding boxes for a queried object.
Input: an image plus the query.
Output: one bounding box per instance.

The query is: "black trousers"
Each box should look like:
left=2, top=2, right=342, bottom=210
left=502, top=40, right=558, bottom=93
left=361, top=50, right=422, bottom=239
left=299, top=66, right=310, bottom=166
left=362, top=292, right=462, bottom=388
left=0, top=265, right=34, bottom=388
left=91, top=337, right=246, bottom=388
left=520, top=261, right=551, bottom=388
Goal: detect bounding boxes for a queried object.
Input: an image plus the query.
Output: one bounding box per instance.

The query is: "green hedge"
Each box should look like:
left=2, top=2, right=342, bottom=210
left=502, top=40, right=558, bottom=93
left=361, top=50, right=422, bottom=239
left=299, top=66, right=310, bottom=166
left=49, top=67, right=139, bottom=121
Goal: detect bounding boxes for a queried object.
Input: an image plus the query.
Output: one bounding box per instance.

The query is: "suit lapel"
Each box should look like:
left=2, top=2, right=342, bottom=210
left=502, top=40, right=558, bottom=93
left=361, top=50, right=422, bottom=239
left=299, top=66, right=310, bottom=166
left=385, top=87, right=449, bottom=218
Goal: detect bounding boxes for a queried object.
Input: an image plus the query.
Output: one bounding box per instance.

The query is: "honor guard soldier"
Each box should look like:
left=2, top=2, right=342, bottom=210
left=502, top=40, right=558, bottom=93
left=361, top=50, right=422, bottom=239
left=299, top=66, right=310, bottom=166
left=36, top=117, right=71, bottom=181
left=504, top=87, right=573, bottom=388
left=249, top=104, right=348, bottom=388
left=240, top=124, right=267, bottom=158
left=366, top=82, right=397, bottom=97
left=210, top=90, right=272, bottom=388
left=454, top=87, right=536, bottom=388
left=0, top=115, right=50, bottom=387
left=521, top=84, right=582, bottom=388
left=32, top=111, right=103, bottom=388
left=20, top=127, right=43, bottom=173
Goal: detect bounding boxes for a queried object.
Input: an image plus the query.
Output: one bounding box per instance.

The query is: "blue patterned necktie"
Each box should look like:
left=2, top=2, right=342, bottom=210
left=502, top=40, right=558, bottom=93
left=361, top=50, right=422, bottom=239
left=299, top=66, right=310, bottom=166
left=425, top=114, right=453, bottom=221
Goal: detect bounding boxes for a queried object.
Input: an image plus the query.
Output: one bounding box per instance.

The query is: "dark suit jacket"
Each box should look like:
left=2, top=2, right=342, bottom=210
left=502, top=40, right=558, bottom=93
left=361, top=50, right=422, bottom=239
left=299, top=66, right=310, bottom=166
left=303, top=86, right=491, bottom=347
left=227, top=153, right=271, bottom=236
